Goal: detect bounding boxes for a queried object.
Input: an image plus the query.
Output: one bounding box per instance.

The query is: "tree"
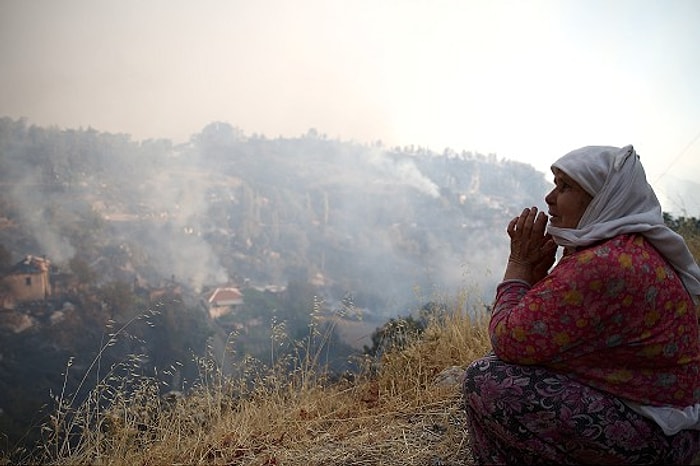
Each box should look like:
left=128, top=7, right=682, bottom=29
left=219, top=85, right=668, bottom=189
left=69, top=256, right=94, bottom=285
left=0, top=244, right=12, bottom=273
left=364, top=315, right=426, bottom=358
left=195, top=121, right=245, bottom=150
left=664, top=213, right=700, bottom=235
left=664, top=213, right=700, bottom=261
left=100, top=281, right=137, bottom=321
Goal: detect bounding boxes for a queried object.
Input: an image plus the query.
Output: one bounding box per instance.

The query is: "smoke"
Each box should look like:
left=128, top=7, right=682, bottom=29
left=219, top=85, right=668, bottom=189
left=0, top=119, right=552, bottom=317
left=135, top=159, right=229, bottom=292
left=26, top=216, right=76, bottom=264
left=365, top=149, right=440, bottom=198
left=322, top=154, right=518, bottom=310
left=21, top=202, right=77, bottom=264
left=2, top=152, right=76, bottom=264
left=0, top=122, right=228, bottom=292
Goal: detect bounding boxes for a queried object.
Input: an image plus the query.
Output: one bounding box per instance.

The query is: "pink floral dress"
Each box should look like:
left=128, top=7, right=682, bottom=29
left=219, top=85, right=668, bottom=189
left=462, top=234, right=700, bottom=464
left=491, top=233, right=700, bottom=406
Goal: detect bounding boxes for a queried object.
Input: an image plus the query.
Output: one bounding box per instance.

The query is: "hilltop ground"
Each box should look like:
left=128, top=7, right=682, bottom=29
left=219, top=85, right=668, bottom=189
left=12, top=293, right=490, bottom=466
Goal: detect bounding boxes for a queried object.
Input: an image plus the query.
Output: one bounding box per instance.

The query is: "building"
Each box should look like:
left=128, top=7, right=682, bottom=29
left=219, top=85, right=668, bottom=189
left=1, top=255, right=52, bottom=302
left=205, top=286, right=243, bottom=319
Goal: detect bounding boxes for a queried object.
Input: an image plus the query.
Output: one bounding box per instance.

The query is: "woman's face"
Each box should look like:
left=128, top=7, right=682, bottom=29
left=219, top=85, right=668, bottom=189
left=545, top=168, right=593, bottom=229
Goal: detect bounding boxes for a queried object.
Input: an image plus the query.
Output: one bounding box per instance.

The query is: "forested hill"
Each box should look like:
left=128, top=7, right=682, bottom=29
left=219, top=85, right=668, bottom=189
left=0, top=117, right=552, bottom=313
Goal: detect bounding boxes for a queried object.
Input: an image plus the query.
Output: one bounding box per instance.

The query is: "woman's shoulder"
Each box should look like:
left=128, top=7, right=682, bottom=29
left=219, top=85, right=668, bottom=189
left=581, top=233, right=648, bottom=252
left=571, top=233, right=666, bottom=268
left=551, top=234, right=673, bottom=290
left=604, top=233, right=661, bottom=255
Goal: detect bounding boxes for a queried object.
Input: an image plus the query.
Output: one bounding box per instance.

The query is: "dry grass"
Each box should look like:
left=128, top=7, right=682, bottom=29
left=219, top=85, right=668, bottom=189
left=27, top=290, right=492, bottom=466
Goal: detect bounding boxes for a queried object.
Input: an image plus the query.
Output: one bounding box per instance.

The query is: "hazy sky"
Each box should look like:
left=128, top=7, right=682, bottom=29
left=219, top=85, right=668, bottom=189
left=2, top=0, right=699, bottom=213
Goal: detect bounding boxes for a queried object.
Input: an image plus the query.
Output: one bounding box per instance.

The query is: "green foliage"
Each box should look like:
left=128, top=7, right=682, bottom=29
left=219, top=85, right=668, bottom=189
left=69, top=257, right=93, bottom=285
left=99, top=281, right=138, bottom=321
left=145, top=296, right=214, bottom=382
left=364, top=301, right=448, bottom=358
left=364, top=315, right=426, bottom=357
left=664, top=212, right=700, bottom=234
left=664, top=212, right=700, bottom=261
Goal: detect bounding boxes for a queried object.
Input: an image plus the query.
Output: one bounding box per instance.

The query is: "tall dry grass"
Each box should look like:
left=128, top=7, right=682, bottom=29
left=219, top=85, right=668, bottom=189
left=23, top=288, right=492, bottom=466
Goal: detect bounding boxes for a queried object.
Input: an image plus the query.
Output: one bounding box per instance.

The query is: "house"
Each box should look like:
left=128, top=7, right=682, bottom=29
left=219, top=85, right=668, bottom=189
left=205, top=286, right=243, bottom=319
left=1, top=255, right=52, bottom=302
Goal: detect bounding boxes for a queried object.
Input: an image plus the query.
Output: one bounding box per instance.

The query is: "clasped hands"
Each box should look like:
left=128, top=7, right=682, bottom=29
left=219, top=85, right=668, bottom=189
left=505, top=206, right=558, bottom=284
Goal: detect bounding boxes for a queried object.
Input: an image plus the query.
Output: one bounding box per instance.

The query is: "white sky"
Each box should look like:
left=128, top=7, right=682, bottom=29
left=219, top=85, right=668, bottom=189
left=1, top=0, right=699, bottom=214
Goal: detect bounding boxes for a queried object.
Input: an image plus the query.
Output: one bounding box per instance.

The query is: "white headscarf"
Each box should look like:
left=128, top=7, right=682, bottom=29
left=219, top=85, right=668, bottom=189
left=546, top=144, right=700, bottom=300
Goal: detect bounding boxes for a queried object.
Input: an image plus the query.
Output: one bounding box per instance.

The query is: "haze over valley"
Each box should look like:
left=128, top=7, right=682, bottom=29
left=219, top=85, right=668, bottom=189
left=1, top=118, right=553, bottom=309
left=0, top=117, right=558, bottom=452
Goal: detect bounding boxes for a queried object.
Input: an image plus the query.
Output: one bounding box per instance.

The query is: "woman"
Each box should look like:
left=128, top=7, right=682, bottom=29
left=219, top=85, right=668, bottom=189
left=462, top=145, right=700, bottom=464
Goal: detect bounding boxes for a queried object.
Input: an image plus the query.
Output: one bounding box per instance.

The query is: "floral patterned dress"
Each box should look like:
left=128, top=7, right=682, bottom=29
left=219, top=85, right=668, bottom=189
left=462, top=234, right=700, bottom=464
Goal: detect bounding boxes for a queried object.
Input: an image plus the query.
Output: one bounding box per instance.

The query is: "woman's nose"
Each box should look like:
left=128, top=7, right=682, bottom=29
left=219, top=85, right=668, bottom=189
left=544, top=189, right=555, bottom=205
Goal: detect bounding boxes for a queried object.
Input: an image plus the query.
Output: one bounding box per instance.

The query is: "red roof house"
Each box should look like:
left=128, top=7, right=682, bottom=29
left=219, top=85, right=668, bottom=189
left=206, top=287, right=243, bottom=319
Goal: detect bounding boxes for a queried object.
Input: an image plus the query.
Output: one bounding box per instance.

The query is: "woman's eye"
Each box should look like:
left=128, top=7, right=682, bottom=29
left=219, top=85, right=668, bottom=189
left=553, top=179, right=571, bottom=191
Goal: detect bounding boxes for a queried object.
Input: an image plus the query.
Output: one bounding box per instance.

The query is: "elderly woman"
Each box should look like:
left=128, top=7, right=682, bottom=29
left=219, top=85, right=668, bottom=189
left=462, top=145, right=700, bottom=464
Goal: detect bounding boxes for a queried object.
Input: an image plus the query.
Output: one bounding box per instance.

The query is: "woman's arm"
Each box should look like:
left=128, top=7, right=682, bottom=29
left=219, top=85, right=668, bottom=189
left=490, top=262, right=596, bottom=364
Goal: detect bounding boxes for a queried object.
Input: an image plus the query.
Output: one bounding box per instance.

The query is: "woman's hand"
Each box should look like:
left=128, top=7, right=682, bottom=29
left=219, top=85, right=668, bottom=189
left=504, top=207, right=558, bottom=284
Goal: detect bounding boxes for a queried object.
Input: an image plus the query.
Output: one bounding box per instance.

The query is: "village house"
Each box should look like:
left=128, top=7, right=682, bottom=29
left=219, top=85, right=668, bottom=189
left=205, top=286, right=244, bottom=319
left=1, top=255, right=52, bottom=302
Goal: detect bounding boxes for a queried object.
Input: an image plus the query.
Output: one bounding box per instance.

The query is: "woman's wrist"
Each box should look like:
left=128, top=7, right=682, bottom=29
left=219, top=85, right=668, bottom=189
left=504, top=259, right=534, bottom=284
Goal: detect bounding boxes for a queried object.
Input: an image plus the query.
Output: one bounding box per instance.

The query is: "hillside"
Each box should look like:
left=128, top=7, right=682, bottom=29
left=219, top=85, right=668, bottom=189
left=0, top=117, right=551, bottom=460
left=0, top=118, right=552, bottom=310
